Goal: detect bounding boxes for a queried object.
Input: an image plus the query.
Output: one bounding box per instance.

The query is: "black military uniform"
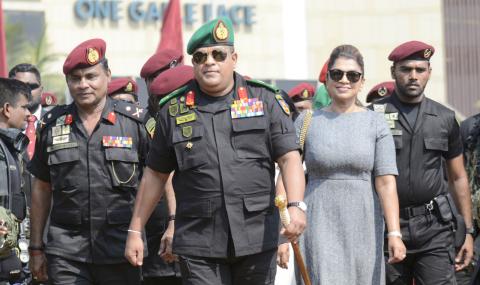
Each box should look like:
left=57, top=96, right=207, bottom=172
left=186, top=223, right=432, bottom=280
left=369, top=91, right=463, bottom=284
left=28, top=97, right=148, bottom=284
left=0, top=128, right=28, bottom=282
left=147, top=71, right=298, bottom=283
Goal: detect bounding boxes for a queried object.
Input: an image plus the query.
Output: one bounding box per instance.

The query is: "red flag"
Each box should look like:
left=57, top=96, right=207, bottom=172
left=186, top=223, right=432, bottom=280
left=0, top=0, right=7, bottom=77
left=157, top=0, right=183, bottom=55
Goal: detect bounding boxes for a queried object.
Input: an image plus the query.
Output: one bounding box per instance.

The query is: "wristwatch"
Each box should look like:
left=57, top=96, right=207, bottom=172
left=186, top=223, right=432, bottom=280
left=467, top=227, right=476, bottom=236
left=287, top=201, right=307, bottom=212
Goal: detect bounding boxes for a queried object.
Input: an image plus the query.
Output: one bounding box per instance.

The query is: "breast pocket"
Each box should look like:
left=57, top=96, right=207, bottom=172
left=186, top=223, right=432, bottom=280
left=172, top=125, right=207, bottom=171
left=232, top=117, right=269, bottom=159
left=424, top=137, right=448, bottom=169
left=105, top=148, right=139, bottom=188
left=48, top=148, right=80, bottom=190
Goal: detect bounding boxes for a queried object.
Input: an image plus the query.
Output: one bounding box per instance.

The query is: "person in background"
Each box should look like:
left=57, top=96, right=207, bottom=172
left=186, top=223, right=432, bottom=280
left=366, top=81, right=395, bottom=104
left=312, top=60, right=331, bottom=110
left=370, top=40, right=473, bottom=285
left=0, top=78, right=30, bottom=283
left=107, top=78, right=138, bottom=104
left=139, top=49, right=185, bottom=285
left=287, top=83, right=314, bottom=112
left=40, top=92, right=58, bottom=113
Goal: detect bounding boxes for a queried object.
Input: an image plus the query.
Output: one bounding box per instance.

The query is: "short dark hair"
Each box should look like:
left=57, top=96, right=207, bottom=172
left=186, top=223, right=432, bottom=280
left=8, top=63, right=42, bottom=84
left=0, top=78, right=32, bottom=108
left=327, top=45, right=365, bottom=76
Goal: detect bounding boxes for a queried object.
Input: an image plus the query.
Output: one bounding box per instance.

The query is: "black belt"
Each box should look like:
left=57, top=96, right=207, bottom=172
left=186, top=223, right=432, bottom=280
left=400, top=200, right=435, bottom=219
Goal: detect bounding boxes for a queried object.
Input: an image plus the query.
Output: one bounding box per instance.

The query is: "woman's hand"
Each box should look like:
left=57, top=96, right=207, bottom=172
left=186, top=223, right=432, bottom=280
left=387, top=236, right=406, bottom=264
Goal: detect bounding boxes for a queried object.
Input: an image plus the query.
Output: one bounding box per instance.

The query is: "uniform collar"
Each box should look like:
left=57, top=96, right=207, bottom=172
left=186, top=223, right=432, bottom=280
left=101, top=97, right=116, bottom=124
left=0, top=128, right=29, bottom=153
left=194, top=73, right=244, bottom=113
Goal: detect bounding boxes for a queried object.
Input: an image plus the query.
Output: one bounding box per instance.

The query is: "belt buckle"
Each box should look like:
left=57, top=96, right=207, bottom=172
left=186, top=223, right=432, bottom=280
left=426, top=200, right=434, bottom=212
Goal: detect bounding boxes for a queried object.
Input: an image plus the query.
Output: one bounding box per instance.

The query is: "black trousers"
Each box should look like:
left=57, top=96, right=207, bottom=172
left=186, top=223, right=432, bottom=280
left=46, top=254, right=141, bottom=285
left=142, top=276, right=182, bottom=285
left=178, top=248, right=277, bottom=285
left=386, top=211, right=456, bottom=285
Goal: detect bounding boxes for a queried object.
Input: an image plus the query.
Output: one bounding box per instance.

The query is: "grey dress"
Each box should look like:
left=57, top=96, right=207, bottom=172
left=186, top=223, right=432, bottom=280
left=295, top=109, right=398, bottom=285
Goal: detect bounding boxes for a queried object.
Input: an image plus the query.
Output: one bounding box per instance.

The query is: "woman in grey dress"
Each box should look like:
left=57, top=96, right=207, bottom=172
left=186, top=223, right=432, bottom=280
left=280, top=45, right=406, bottom=285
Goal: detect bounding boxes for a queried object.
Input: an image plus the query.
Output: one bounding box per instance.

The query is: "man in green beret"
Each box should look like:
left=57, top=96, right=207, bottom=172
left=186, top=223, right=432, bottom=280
left=125, top=17, right=306, bottom=285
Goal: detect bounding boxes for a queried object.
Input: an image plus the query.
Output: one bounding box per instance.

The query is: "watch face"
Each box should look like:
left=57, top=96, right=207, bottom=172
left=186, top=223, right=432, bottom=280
left=19, top=251, right=29, bottom=263
left=18, top=240, right=28, bottom=251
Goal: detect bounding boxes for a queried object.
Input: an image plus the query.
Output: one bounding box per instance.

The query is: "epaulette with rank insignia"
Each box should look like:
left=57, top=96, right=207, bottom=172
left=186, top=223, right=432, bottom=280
left=39, top=105, right=69, bottom=131
left=159, top=85, right=189, bottom=108
left=114, top=100, right=145, bottom=122
left=246, top=79, right=280, bottom=94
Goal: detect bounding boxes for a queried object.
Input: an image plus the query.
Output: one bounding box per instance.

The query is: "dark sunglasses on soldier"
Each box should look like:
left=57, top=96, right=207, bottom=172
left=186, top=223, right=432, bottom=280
left=27, top=83, right=40, bottom=90
left=192, top=49, right=229, bottom=65
left=328, top=69, right=363, bottom=83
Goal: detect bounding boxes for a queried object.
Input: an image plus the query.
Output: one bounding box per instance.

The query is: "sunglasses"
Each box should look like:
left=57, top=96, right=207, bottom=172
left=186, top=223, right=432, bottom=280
left=192, top=49, right=229, bottom=65
left=328, top=69, right=362, bottom=83
left=27, top=83, right=40, bottom=90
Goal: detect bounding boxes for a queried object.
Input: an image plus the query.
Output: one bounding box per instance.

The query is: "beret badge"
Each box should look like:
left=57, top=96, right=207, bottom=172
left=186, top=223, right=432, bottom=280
left=378, top=86, right=388, bottom=96
left=423, top=48, right=432, bottom=59
left=86, top=47, right=100, bottom=65
left=125, top=82, right=133, bottom=92
left=213, top=20, right=229, bottom=42
left=45, top=95, right=53, bottom=106
left=302, top=89, right=309, bottom=98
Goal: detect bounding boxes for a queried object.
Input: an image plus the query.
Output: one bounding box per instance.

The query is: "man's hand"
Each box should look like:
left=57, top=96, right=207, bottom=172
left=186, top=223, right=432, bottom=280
left=277, top=243, right=290, bottom=269
left=29, top=251, right=48, bottom=282
left=124, top=231, right=144, bottom=266
left=159, top=220, right=177, bottom=263
left=387, top=236, right=407, bottom=264
left=280, top=207, right=306, bottom=243
left=455, top=234, right=474, bottom=271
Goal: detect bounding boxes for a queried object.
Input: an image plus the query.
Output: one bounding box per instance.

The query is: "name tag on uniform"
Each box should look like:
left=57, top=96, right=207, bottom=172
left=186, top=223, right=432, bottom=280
left=176, top=113, right=196, bottom=125
left=231, top=98, right=264, bottom=119
left=391, top=129, right=403, bottom=136
left=52, top=135, right=70, bottom=145
left=102, top=136, right=133, bottom=148
left=373, top=104, right=386, bottom=113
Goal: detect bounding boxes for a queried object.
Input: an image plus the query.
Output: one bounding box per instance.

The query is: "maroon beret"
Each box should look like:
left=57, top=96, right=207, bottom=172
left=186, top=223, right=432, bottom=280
left=318, top=60, right=329, bottom=83
left=41, top=92, right=58, bottom=106
left=63, top=38, right=106, bottom=75
left=108, top=78, right=138, bottom=96
left=288, top=83, right=315, bottom=99
left=388, top=41, right=435, bottom=62
left=149, top=65, right=194, bottom=97
left=140, top=49, right=184, bottom=79
left=366, top=81, right=395, bottom=103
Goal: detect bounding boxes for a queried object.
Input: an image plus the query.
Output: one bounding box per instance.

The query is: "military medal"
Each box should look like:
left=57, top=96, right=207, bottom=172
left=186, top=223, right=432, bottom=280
left=230, top=98, right=264, bottom=119
left=102, top=136, right=133, bottom=148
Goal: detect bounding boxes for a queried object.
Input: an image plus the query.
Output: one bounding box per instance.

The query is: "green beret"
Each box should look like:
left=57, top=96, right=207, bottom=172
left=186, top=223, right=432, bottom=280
left=187, top=17, right=234, bottom=55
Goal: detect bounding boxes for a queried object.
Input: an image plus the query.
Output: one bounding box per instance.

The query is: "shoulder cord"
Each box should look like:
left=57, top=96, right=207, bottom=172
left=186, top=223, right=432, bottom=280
left=299, top=110, right=313, bottom=157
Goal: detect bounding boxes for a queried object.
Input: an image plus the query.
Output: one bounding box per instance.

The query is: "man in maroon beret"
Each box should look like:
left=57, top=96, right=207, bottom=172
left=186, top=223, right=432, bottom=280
left=368, top=40, right=473, bottom=285
left=288, top=83, right=314, bottom=112
left=149, top=65, right=194, bottom=98
left=140, top=50, right=185, bottom=285
left=108, top=78, right=138, bottom=104
left=365, top=81, right=395, bottom=103
left=28, top=38, right=147, bottom=285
